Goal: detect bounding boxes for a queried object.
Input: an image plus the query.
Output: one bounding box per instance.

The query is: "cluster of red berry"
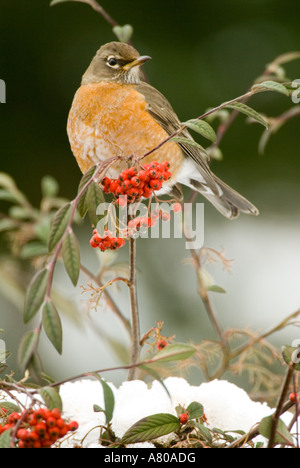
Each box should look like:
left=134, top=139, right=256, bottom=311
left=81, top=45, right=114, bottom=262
left=126, top=206, right=180, bottom=236
left=0, top=407, right=78, bottom=448
left=102, top=161, right=172, bottom=203
left=90, top=229, right=125, bottom=251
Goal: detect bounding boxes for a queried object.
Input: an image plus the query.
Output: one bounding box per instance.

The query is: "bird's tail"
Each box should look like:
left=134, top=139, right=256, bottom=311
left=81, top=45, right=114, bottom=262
left=189, top=175, right=259, bottom=219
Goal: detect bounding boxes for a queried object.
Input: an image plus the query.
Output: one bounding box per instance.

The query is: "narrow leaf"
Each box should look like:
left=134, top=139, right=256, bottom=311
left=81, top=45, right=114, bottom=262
left=186, top=401, right=204, bottom=420
left=252, top=80, right=289, bottom=96
left=38, top=386, right=62, bottom=411
left=138, top=365, right=171, bottom=399
left=207, top=284, right=226, bottom=294
left=169, top=136, right=208, bottom=157
left=0, top=189, right=17, bottom=202
left=0, top=218, right=17, bottom=232
left=77, top=165, right=97, bottom=218
left=24, top=268, right=49, bottom=323
left=225, top=102, right=268, bottom=128
left=42, top=300, right=63, bottom=354
left=62, top=230, right=81, bottom=286
left=20, top=242, right=48, bottom=260
left=48, top=202, right=72, bottom=252
left=196, top=422, right=213, bottom=443
left=122, top=413, right=180, bottom=444
left=86, top=182, right=105, bottom=227
left=17, top=330, right=39, bottom=370
left=151, top=343, right=196, bottom=364
left=182, top=119, right=217, bottom=143
left=258, top=415, right=294, bottom=445
left=93, top=404, right=105, bottom=413
left=92, top=373, right=115, bottom=424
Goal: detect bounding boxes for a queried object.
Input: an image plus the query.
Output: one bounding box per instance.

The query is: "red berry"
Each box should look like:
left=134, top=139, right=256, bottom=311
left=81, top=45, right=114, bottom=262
left=179, top=413, right=189, bottom=425
left=157, top=339, right=168, bottom=351
left=289, top=392, right=298, bottom=403
left=7, top=412, right=21, bottom=424
left=48, top=426, right=60, bottom=440
left=34, top=422, right=47, bottom=436
left=41, top=438, right=53, bottom=448
left=172, top=202, right=182, bottom=213
left=46, top=416, right=57, bottom=427
left=68, top=421, right=79, bottom=432
left=16, top=428, right=28, bottom=441
left=25, top=431, right=39, bottom=443
left=90, top=238, right=99, bottom=248
left=59, top=425, right=69, bottom=437
left=56, top=418, right=65, bottom=429
left=51, top=408, right=62, bottom=419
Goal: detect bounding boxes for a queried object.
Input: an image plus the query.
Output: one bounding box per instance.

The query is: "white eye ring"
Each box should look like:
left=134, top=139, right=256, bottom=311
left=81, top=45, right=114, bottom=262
left=107, top=56, right=119, bottom=68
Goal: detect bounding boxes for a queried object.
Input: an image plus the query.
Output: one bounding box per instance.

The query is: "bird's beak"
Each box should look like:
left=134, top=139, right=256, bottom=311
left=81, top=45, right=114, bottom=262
left=123, top=55, right=151, bottom=70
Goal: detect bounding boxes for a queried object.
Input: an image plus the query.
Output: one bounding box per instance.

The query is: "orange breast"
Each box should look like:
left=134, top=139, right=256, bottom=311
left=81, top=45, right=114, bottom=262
left=67, top=82, right=184, bottom=181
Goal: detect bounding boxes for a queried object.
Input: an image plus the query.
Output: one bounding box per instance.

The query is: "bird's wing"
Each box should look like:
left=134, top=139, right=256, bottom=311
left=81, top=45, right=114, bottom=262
left=134, top=82, right=220, bottom=194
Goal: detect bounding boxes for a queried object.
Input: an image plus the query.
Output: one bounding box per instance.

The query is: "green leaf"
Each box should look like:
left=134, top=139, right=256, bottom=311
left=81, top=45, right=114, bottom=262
left=0, top=189, right=17, bottom=203
left=138, top=365, right=171, bottom=399
left=9, top=206, right=31, bottom=220
left=62, top=230, right=81, bottom=286
left=24, top=268, right=49, bottom=323
left=258, top=415, right=294, bottom=445
left=0, top=218, right=17, bottom=232
left=42, top=300, right=63, bottom=354
left=186, top=401, right=204, bottom=420
left=0, top=401, right=21, bottom=415
left=0, top=428, right=13, bottom=448
left=122, top=413, right=181, bottom=444
left=182, top=119, right=217, bottom=143
left=34, top=217, right=51, bottom=243
left=86, top=182, right=105, bottom=227
left=281, top=345, right=300, bottom=371
left=151, top=343, right=196, bottom=364
left=169, top=136, right=209, bottom=158
left=17, top=330, right=39, bottom=370
left=20, top=242, right=48, bottom=260
left=41, top=175, right=59, bottom=198
left=207, top=285, right=226, bottom=294
left=112, top=24, right=134, bottom=43
left=92, top=374, right=115, bottom=424
left=93, top=404, right=105, bottom=413
left=48, top=202, right=73, bottom=252
left=225, top=102, right=268, bottom=128
left=77, top=165, right=97, bottom=218
left=38, top=386, right=62, bottom=411
left=195, top=422, right=213, bottom=444
left=252, top=80, right=289, bottom=96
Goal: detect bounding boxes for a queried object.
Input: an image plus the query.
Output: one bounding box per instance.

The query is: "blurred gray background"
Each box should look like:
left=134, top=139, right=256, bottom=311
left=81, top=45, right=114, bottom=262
left=0, top=0, right=300, bottom=388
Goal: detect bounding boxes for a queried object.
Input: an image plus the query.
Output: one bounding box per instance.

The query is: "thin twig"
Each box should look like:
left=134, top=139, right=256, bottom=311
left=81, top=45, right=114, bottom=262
left=80, top=263, right=131, bottom=336
left=127, top=236, right=140, bottom=380
left=268, top=364, right=295, bottom=448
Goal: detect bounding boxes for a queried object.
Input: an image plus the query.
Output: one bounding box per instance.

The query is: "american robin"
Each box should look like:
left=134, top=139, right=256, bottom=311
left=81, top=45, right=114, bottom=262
left=67, top=42, right=258, bottom=219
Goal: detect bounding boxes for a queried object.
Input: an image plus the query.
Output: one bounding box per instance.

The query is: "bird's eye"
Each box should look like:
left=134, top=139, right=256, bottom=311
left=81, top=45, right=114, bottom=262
left=107, top=57, right=118, bottom=67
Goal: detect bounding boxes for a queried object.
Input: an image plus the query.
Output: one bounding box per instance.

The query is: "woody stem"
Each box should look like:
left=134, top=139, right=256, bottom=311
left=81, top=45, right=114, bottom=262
left=127, top=235, right=140, bottom=380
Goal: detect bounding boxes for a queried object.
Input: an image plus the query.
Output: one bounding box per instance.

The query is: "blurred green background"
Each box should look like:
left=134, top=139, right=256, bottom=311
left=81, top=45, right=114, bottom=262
left=0, top=0, right=300, bottom=389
